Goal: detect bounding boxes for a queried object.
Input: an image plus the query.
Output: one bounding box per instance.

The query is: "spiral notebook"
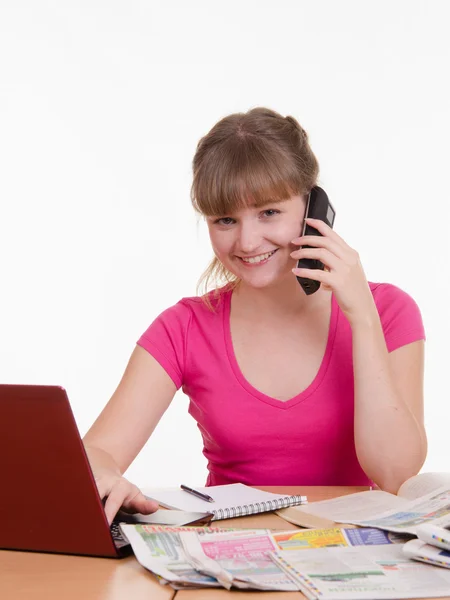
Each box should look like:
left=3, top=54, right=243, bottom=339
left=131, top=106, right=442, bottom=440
left=143, top=483, right=307, bottom=521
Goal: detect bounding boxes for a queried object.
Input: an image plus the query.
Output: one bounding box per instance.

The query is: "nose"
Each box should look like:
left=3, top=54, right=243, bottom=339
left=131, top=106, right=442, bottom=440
left=237, top=221, right=262, bottom=254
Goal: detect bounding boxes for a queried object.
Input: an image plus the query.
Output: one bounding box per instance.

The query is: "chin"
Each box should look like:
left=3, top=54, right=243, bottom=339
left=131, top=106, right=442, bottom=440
left=240, top=271, right=290, bottom=290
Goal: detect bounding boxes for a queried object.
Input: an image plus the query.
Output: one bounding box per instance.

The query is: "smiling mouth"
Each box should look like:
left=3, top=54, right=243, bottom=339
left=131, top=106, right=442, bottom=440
left=239, top=249, right=278, bottom=264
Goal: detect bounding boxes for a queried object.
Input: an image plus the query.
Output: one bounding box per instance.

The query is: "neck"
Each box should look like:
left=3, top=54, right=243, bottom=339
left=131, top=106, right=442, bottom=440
left=231, top=274, right=330, bottom=319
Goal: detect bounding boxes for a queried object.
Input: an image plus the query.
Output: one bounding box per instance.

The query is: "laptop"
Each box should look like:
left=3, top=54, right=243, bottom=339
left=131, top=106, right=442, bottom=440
left=0, top=384, right=133, bottom=558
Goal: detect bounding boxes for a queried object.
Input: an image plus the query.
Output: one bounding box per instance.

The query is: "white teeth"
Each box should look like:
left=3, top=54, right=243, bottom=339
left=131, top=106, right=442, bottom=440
left=241, top=250, right=276, bottom=264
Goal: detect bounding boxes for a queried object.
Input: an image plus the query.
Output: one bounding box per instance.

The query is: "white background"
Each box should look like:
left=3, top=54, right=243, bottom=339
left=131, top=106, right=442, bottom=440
left=1, top=1, right=449, bottom=488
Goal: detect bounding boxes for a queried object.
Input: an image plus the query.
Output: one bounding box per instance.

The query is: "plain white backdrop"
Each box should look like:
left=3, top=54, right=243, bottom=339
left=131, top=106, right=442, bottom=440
left=1, top=1, right=449, bottom=488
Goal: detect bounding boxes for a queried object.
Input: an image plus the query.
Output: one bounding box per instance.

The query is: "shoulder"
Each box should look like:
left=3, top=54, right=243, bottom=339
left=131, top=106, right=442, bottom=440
left=369, top=280, right=418, bottom=301
left=176, top=284, right=232, bottom=320
left=368, top=281, right=425, bottom=351
left=137, top=286, right=231, bottom=387
left=150, top=284, right=232, bottom=329
left=368, top=281, right=421, bottom=314
left=136, top=286, right=231, bottom=389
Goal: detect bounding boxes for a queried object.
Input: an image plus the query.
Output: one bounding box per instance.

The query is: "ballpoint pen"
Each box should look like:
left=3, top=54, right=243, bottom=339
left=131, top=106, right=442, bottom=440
left=180, top=484, right=215, bottom=503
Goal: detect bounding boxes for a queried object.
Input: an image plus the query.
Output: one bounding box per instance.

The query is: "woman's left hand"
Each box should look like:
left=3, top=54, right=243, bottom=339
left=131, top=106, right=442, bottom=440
left=290, top=218, right=376, bottom=326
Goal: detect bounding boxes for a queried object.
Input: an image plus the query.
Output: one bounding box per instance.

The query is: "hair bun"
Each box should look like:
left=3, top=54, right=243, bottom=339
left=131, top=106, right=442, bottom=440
left=285, top=115, right=307, bottom=139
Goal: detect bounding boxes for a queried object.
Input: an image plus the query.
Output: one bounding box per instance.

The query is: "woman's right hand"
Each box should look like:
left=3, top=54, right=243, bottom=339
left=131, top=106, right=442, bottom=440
left=94, top=468, right=159, bottom=525
left=82, top=347, right=178, bottom=524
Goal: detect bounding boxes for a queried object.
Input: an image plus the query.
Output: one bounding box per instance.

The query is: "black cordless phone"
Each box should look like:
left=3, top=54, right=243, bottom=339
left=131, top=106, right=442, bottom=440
left=296, top=186, right=336, bottom=295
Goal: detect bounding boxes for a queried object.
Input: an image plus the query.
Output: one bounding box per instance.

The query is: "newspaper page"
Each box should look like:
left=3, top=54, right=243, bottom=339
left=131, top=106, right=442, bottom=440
left=403, top=539, right=450, bottom=569
left=178, top=527, right=410, bottom=591
left=120, top=524, right=223, bottom=588
left=180, top=528, right=301, bottom=591
left=292, top=487, right=450, bottom=535
left=292, top=490, right=407, bottom=522
left=398, top=472, right=450, bottom=500
left=351, top=487, right=450, bottom=534
left=272, top=527, right=410, bottom=551
left=271, top=544, right=450, bottom=599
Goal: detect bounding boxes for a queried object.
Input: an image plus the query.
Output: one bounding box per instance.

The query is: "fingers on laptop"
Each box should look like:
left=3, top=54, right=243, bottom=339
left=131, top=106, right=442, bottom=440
left=104, top=479, right=159, bottom=524
left=120, top=491, right=159, bottom=515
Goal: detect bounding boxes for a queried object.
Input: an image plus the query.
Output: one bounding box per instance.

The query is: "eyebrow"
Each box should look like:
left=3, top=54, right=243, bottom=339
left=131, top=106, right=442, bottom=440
left=250, top=199, right=286, bottom=208
left=208, top=199, right=287, bottom=219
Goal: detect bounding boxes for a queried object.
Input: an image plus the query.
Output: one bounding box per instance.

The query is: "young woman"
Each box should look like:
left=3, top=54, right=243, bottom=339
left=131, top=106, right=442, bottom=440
left=83, top=107, right=427, bottom=524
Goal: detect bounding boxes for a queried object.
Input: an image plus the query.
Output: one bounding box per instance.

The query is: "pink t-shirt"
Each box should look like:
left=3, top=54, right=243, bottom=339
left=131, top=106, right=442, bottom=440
left=137, top=282, right=425, bottom=487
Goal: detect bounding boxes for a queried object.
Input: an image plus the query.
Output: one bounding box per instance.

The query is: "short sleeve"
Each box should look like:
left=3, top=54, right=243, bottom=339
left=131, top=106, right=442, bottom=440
left=372, top=283, right=426, bottom=352
left=137, top=301, right=192, bottom=389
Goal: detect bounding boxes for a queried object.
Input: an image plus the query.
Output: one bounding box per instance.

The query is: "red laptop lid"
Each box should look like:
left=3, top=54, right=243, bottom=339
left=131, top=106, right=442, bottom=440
left=0, top=384, right=120, bottom=557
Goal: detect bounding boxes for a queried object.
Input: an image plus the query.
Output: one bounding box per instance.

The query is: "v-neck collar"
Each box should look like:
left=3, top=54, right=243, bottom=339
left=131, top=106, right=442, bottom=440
left=223, top=288, right=339, bottom=410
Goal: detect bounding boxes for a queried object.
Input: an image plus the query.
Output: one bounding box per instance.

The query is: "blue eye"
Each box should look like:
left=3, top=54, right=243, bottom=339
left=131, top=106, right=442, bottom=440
left=262, top=209, right=280, bottom=217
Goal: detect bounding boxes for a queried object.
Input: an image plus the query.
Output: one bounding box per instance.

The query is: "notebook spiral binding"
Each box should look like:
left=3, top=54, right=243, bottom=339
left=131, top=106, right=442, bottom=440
left=212, top=495, right=305, bottom=520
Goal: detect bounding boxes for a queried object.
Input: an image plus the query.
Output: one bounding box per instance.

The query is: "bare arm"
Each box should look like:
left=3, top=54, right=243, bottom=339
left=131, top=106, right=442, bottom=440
left=83, top=344, right=177, bottom=521
left=291, top=218, right=427, bottom=494
left=352, top=313, right=427, bottom=493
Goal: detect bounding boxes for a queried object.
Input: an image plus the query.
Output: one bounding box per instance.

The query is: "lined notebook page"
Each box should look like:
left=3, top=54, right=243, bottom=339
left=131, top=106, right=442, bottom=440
left=143, top=483, right=307, bottom=517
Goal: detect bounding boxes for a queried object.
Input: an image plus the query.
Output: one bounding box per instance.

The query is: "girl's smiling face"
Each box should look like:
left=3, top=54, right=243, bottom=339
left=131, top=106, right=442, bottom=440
left=206, top=195, right=307, bottom=289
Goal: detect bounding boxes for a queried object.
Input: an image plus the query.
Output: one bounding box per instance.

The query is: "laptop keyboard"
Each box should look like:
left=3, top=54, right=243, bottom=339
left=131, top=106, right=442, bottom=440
left=110, top=522, right=130, bottom=549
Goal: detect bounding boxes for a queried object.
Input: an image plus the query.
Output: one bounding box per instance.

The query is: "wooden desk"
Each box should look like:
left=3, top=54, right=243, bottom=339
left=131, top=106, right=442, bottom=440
left=1, top=486, right=444, bottom=600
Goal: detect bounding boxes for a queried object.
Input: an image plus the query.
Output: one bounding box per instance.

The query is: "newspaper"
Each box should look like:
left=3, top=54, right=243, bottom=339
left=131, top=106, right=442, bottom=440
left=272, top=527, right=411, bottom=550
left=179, top=527, right=410, bottom=591
left=271, top=544, right=450, bottom=599
left=179, top=528, right=300, bottom=590
left=403, top=538, right=450, bottom=569
left=121, top=524, right=412, bottom=591
left=291, top=477, right=450, bottom=534
left=351, top=487, right=450, bottom=534
left=120, top=524, right=224, bottom=588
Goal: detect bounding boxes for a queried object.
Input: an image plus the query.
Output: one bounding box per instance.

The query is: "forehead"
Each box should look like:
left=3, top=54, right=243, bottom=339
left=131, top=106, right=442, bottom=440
left=208, top=196, right=303, bottom=217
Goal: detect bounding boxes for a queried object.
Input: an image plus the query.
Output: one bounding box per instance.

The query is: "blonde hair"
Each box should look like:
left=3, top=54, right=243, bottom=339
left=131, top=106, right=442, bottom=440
left=190, top=107, right=319, bottom=305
